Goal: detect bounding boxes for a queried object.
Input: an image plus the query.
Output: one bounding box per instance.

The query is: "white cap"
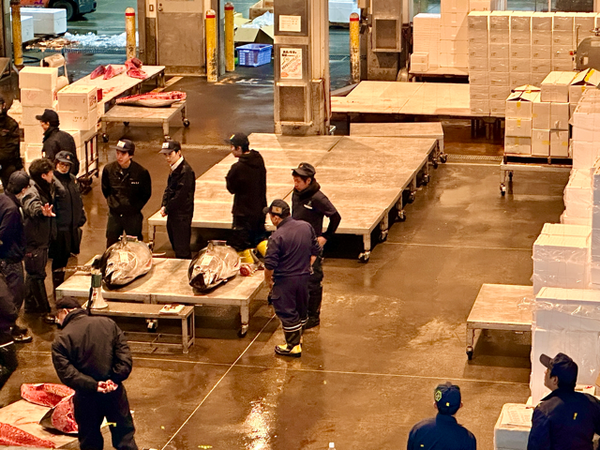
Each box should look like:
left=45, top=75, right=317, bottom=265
left=329, top=443, right=335, bottom=449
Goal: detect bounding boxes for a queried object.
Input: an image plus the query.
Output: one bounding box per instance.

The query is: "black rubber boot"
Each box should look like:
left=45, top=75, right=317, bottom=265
left=275, top=330, right=302, bottom=357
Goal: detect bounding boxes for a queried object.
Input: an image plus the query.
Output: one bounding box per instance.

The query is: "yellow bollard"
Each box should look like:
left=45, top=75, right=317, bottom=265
left=225, top=2, right=235, bottom=72
left=10, top=0, right=22, bottom=67
left=350, top=12, right=360, bottom=84
left=125, top=7, right=136, bottom=60
left=206, top=9, right=218, bottom=82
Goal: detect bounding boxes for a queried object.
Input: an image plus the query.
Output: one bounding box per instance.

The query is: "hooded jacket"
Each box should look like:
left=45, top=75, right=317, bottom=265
left=0, top=192, right=26, bottom=262
left=21, top=179, right=58, bottom=251
left=226, top=149, right=267, bottom=218
left=0, top=112, right=22, bottom=166
left=292, top=179, right=341, bottom=242
left=42, top=126, right=80, bottom=176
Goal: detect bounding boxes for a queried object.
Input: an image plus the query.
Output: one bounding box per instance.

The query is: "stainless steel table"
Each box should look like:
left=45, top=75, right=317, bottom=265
left=466, top=284, right=534, bottom=359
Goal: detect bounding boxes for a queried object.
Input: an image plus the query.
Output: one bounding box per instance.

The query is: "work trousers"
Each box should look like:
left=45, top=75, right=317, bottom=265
left=73, top=385, right=138, bottom=450
left=167, top=214, right=192, bottom=259
left=0, top=260, right=24, bottom=313
left=271, top=274, right=309, bottom=332
left=0, top=341, right=17, bottom=390
left=229, top=215, right=266, bottom=251
left=308, top=254, right=324, bottom=319
left=24, top=248, right=50, bottom=314
left=106, top=212, right=143, bottom=247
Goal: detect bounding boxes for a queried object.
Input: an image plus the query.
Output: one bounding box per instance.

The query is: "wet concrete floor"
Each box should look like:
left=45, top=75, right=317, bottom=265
left=0, top=72, right=570, bottom=450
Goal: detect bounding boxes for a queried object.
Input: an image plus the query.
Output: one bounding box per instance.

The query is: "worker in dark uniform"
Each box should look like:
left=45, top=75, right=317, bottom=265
left=0, top=273, right=18, bottom=389
left=50, top=151, right=86, bottom=292
left=0, top=95, right=23, bottom=189
left=528, top=353, right=600, bottom=450
left=52, top=297, right=139, bottom=450
left=36, top=109, right=80, bottom=176
left=159, top=140, right=195, bottom=259
left=225, top=133, right=267, bottom=255
left=407, top=382, right=476, bottom=450
left=101, top=139, right=152, bottom=247
left=291, top=162, right=341, bottom=329
left=0, top=171, right=33, bottom=343
left=264, top=199, right=320, bottom=357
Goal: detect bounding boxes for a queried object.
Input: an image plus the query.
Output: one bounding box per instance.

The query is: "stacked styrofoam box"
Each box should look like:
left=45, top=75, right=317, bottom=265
left=20, top=7, right=67, bottom=35
left=562, top=169, right=592, bottom=226
left=569, top=68, right=600, bottom=104
left=531, top=287, right=600, bottom=405
left=574, top=13, right=596, bottom=47
left=571, top=90, right=600, bottom=171
left=531, top=13, right=553, bottom=86
left=509, top=13, right=532, bottom=89
left=591, top=166, right=600, bottom=286
left=413, top=13, right=441, bottom=68
left=410, top=52, right=429, bottom=72
left=65, top=128, right=96, bottom=176
left=505, top=90, right=538, bottom=155
left=19, top=67, right=58, bottom=163
left=541, top=71, right=575, bottom=158
left=552, top=13, right=574, bottom=71
left=469, top=12, right=489, bottom=114
left=541, top=222, right=591, bottom=238
left=13, top=16, right=35, bottom=43
left=57, top=84, right=98, bottom=131
left=493, top=403, right=532, bottom=450
left=489, top=12, right=511, bottom=115
left=440, top=0, right=469, bottom=68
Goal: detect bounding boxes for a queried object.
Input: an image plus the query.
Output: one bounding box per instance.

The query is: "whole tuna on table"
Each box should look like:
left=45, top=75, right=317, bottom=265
left=100, top=235, right=153, bottom=289
left=103, top=65, right=125, bottom=80
left=90, top=65, right=106, bottom=79
left=21, top=383, right=74, bottom=407
left=0, top=422, right=55, bottom=448
left=188, top=241, right=240, bottom=291
left=115, top=91, right=187, bottom=108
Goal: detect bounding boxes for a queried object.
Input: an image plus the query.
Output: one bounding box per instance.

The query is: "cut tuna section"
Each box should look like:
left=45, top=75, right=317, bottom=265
left=103, top=65, right=125, bottom=80
left=127, top=68, right=148, bottom=80
left=90, top=65, right=106, bottom=80
left=116, top=91, right=187, bottom=108
left=21, top=383, right=75, bottom=407
left=0, top=423, right=55, bottom=448
left=51, top=396, right=77, bottom=434
left=124, top=57, right=143, bottom=70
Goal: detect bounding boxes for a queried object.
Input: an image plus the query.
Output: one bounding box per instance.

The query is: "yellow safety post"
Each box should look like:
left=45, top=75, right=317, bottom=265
left=225, top=2, right=235, bottom=72
left=206, top=9, right=218, bottom=82
left=10, top=0, right=22, bottom=67
left=350, top=12, right=360, bottom=84
left=125, top=7, right=136, bottom=60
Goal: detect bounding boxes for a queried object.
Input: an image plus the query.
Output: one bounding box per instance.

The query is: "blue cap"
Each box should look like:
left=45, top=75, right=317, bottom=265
left=434, top=382, right=461, bottom=415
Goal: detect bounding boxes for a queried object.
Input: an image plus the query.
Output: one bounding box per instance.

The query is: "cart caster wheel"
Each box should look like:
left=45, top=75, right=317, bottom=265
left=440, top=154, right=448, bottom=164
left=183, top=119, right=190, bottom=127
left=379, top=230, right=388, bottom=242
left=102, top=134, right=109, bottom=143
left=123, top=122, right=130, bottom=127
left=407, top=191, right=416, bottom=204
left=147, top=319, right=158, bottom=332
left=500, top=183, right=506, bottom=196
left=432, top=160, right=438, bottom=169
left=237, top=328, right=248, bottom=338
left=467, top=350, right=473, bottom=360
left=397, top=210, right=406, bottom=222
left=422, top=174, right=430, bottom=185
left=358, top=252, right=370, bottom=263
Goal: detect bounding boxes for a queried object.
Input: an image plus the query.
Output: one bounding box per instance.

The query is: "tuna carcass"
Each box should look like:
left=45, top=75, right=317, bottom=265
left=100, top=235, right=153, bottom=288
left=90, top=65, right=106, bottom=79
left=21, top=383, right=74, bottom=407
left=115, top=91, right=187, bottom=108
left=103, top=65, right=125, bottom=80
left=0, top=423, right=55, bottom=448
left=188, top=241, right=240, bottom=291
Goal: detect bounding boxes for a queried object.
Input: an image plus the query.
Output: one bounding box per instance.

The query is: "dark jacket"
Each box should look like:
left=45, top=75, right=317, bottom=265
left=101, top=160, right=152, bottom=215
left=264, top=216, right=321, bottom=278
left=54, top=171, right=86, bottom=231
left=292, top=179, right=341, bottom=242
left=0, top=273, right=16, bottom=342
left=0, top=192, right=25, bottom=262
left=0, top=113, right=22, bottom=167
left=528, top=388, right=600, bottom=450
left=407, top=414, right=476, bottom=450
left=51, top=309, right=133, bottom=393
left=161, top=158, right=195, bottom=217
left=42, top=126, right=80, bottom=176
left=226, top=149, right=267, bottom=218
left=21, top=179, right=57, bottom=251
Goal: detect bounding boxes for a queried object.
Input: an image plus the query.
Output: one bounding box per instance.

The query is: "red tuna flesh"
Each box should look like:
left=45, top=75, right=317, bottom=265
left=90, top=65, right=106, bottom=79
left=0, top=423, right=55, bottom=448
left=127, top=68, right=148, bottom=79
left=103, top=65, right=125, bottom=80
left=124, top=57, right=143, bottom=70
left=21, top=383, right=74, bottom=407
left=51, top=396, right=77, bottom=434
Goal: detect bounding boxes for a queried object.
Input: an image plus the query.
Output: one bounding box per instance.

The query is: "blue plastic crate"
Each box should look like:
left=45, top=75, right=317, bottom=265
left=237, top=44, right=273, bottom=67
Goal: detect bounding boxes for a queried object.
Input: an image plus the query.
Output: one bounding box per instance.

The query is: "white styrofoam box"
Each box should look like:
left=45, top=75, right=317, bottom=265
left=564, top=169, right=592, bottom=224
left=490, top=72, right=510, bottom=86
left=510, top=72, right=532, bottom=89
left=19, top=16, right=34, bottom=43
left=553, top=12, right=575, bottom=32
left=64, top=128, right=96, bottom=149
left=511, top=31, right=531, bottom=45
left=20, top=7, right=67, bottom=35
left=469, top=0, right=493, bottom=11
left=21, top=88, right=57, bottom=108
left=532, top=129, right=550, bottom=157
left=489, top=31, right=510, bottom=44
left=24, top=143, right=43, bottom=163
left=59, top=109, right=98, bottom=131
left=23, top=125, right=44, bottom=144
left=442, top=12, right=465, bottom=27
left=469, top=70, right=489, bottom=85
left=531, top=59, right=552, bottom=75
left=532, top=30, right=552, bottom=46
left=489, top=44, right=509, bottom=59
left=572, top=140, right=600, bottom=171
left=19, top=66, right=58, bottom=91
left=489, top=58, right=509, bottom=72
left=410, top=53, right=429, bottom=71
left=532, top=99, right=551, bottom=129
left=490, top=11, right=510, bottom=30
left=468, top=57, right=489, bottom=71
left=470, top=84, right=489, bottom=99
left=506, top=90, right=539, bottom=118
left=411, top=63, right=428, bottom=72
left=491, top=99, right=507, bottom=115
left=493, top=403, right=532, bottom=450
left=471, top=99, right=490, bottom=114
left=504, top=136, right=531, bottom=154
left=57, top=84, right=98, bottom=115
left=550, top=129, right=569, bottom=156
left=552, top=58, right=574, bottom=72
left=531, top=46, right=552, bottom=59
left=442, top=0, right=470, bottom=13
left=541, top=71, right=576, bottom=102
left=532, top=12, right=552, bottom=31
left=445, top=25, right=469, bottom=41
left=510, top=12, right=532, bottom=31
left=490, top=84, right=511, bottom=100
left=468, top=11, right=489, bottom=30
left=506, top=117, right=532, bottom=137
left=21, top=102, right=58, bottom=127
left=509, top=57, right=530, bottom=71
left=541, top=223, right=591, bottom=238
left=550, top=102, right=569, bottom=130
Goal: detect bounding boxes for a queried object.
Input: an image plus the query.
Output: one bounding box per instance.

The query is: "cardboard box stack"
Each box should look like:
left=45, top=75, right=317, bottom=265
left=504, top=88, right=538, bottom=155
left=19, top=67, right=58, bottom=163
left=412, top=13, right=441, bottom=70
left=468, top=12, right=489, bottom=114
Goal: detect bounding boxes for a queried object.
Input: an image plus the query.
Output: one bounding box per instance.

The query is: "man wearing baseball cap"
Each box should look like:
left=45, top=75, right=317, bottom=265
left=101, top=139, right=151, bottom=247
left=528, top=353, right=600, bottom=450
left=407, top=382, right=476, bottom=450
left=36, top=109, right=79, bottom=176
left=0, top=95, right=23, bottom=190
left=225, top=132, right=267, bottom=255
left=159, top=140, right=195, bottom=259
left=263, top=199, right=320, bottom=357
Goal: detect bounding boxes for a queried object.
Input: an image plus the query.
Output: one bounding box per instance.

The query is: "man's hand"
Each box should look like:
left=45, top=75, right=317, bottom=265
left=97, top=381, right=109, bottom=393
left=41, top=203, right=55, bottom=217
left=317, top=236, right=327, bottom=248
left=160, top=207, right=167, bottom=217
left=97, top=380, right=118, bottom=393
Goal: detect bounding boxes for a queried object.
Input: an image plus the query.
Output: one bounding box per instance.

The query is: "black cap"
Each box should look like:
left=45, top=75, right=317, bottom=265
left=540, top=353, right=578, bottom=386
left=55, top=297, right=81, bottom=310
left=114, top=139, right=135, bottom=155
left=159, top=140, right=181, bottom=154
left=263, top=199, right=290, bottom=218
left=227, top=133, right=249, bottom=148
left=35, top=109, right=59, bottom=126
left=292, top=162, right=316, bottom=178
left=55, top=151, right=75, bottom=165
left=7, top=170, right=30, bottom=193
left=434, top=382, right=461, bottom=415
